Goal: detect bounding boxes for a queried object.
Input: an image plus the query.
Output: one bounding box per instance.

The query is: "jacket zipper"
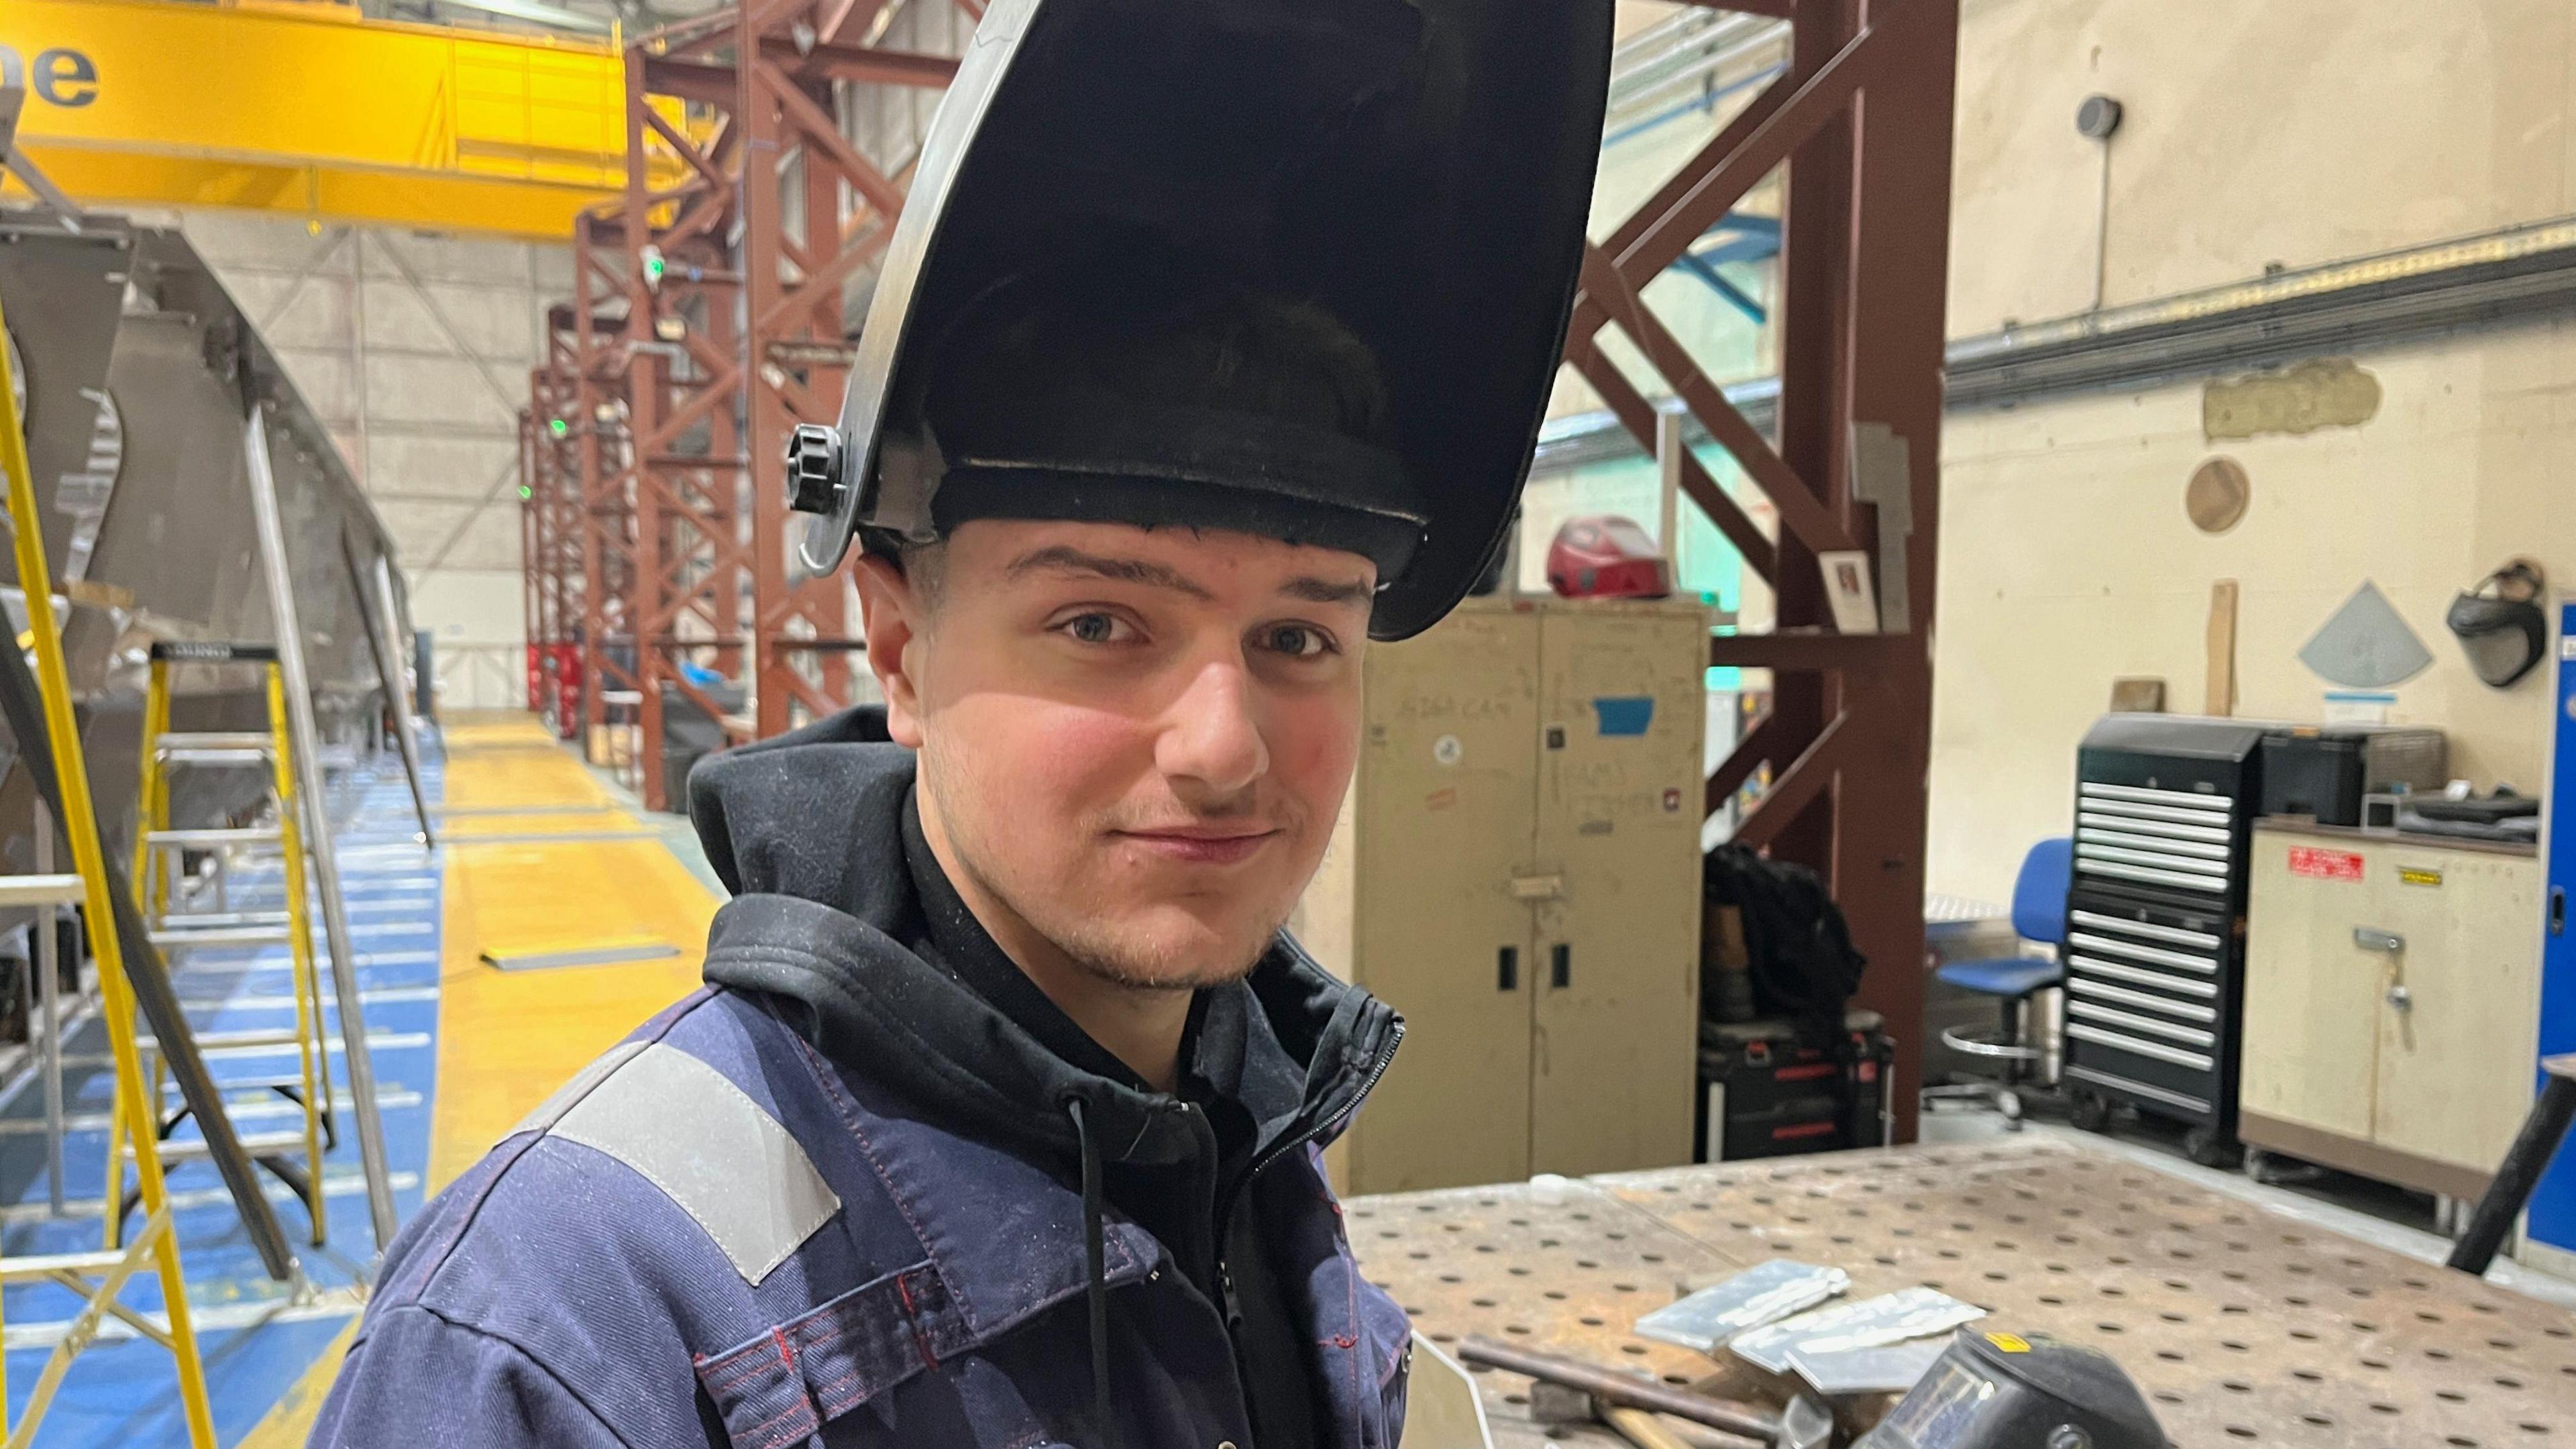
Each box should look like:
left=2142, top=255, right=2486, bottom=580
left=1248, top=1018, right=1403, bottom=1188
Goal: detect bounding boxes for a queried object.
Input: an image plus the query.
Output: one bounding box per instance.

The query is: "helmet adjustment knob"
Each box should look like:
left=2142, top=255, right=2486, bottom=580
left=784, top=423, right=846, bottom=515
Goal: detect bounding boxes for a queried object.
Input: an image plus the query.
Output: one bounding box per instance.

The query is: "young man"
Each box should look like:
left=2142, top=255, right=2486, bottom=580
left=313, top=1, right=1610, bottom=1444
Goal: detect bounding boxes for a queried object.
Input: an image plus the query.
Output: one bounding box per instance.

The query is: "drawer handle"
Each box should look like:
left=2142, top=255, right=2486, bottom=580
left=2353, top=927, right=2404, bottom=954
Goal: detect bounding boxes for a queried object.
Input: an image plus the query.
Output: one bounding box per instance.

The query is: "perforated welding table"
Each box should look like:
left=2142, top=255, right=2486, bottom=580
left=1346, top=1138, right=2575, bottom=1447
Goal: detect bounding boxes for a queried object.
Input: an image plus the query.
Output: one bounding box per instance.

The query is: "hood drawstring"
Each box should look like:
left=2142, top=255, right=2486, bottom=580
left=1064, top=1095, right=1122, bottom=1449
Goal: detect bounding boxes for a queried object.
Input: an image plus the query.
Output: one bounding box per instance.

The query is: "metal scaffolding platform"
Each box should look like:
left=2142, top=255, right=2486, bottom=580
left=1349, top=1138, right=2576, bottom=1447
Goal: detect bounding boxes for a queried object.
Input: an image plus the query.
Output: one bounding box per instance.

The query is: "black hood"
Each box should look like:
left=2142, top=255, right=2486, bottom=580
left=685, top=706, right=1400, bottom=1171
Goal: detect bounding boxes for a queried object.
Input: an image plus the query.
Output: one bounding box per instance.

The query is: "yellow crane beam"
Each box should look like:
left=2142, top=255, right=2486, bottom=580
left=1, top=0, right=630, bottom=240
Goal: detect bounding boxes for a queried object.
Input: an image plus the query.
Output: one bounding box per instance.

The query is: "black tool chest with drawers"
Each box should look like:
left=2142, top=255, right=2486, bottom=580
left=2062, top=714, right=2267, bottom=1166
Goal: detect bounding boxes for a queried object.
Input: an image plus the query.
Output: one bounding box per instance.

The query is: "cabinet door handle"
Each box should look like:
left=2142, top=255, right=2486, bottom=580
left=1550, top=943, right=1572, bottom=989
left=2553, top=887, right=2566, bottom=938
left=2353, top=927, right=2404, bottom=954
left=1497, top=947, right=1518, bottom=992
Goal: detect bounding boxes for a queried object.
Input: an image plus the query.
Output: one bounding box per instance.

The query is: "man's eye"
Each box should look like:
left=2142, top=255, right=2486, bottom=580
left=1059, top=612, right=1134, bottom=645
left=1261, top=625, right=1335, bottom=659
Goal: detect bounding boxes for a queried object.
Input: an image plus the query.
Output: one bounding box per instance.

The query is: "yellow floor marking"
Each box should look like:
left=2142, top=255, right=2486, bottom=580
left=233, top=1320, right=358, bottom=1449
left=237, top=714, right=723, bottom=1443
left=441, top=809, right=649, bottom=839
left=429, top=716, right=718, bottom=1189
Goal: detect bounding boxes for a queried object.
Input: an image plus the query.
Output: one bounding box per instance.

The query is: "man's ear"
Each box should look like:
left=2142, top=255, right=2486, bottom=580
left=855, top=553, right=928, bottom=749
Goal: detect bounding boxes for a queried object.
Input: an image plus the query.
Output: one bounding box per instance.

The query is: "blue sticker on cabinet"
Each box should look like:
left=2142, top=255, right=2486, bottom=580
left=1591, top=696, right=1654, bottom=737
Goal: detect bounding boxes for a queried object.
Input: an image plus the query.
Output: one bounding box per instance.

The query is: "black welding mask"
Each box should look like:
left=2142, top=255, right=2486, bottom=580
left=2447, top=560, right=2548, bottom=688
left=786, top=0, right=1615, bottom=641
left=1855, top=1332, right=2165, bottom=1449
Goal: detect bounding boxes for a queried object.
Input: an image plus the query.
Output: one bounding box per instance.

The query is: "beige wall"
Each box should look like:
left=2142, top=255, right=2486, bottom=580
left=1927, top=0, right=2576, bottom=904
left=1950, top=0, right=2576, bottom=335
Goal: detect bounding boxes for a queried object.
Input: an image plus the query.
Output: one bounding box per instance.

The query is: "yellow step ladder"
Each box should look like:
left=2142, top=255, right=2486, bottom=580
left=108, top=642, right=335, bottom=1250
left=0, top=287, right=216, bottom=1447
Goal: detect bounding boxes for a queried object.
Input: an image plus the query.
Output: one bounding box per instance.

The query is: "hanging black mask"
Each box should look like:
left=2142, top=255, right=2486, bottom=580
left=2446, top=560, right=2548, bottom=688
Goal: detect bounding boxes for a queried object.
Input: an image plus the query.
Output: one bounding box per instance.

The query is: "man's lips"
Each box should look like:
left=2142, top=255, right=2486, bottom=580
left=1111, top=825, right=1280, bottom=865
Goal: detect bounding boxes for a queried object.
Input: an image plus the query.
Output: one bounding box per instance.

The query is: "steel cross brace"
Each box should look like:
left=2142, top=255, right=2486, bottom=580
left=1582, top=0, right=1959, bottom=1139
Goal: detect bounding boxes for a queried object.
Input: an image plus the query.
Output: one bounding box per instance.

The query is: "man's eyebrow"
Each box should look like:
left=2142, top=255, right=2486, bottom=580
left=1004, top=545, right=1216, bottom=601
left=1279, top=575, right=1375, bottom=607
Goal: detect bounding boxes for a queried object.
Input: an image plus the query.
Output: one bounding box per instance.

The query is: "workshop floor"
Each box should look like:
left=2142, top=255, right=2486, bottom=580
left=9, top=710, right=2563, bottom=1444
left=0, top=713, right=716, bottom=1448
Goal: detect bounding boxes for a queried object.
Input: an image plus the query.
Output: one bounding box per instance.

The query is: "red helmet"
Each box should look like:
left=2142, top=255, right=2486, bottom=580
left=1546, top=515, right=1671, bottom=600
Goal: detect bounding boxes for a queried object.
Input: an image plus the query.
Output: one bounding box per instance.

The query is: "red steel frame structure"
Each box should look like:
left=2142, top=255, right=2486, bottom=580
left=619, top=43, right=749, bottom=809
left=572, top=207, right=639, bottom=757
left=521, top=303, right=592, bottom=737
left=519, top=405, right=545, bottom=712
left=592, top=4, right=957, bottom=806
left=1576, top=0, right=1958, bottom=1138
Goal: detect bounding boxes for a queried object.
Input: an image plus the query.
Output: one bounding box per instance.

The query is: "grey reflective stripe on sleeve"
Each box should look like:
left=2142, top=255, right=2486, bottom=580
left=509, top=1039, right=651, bottom=1141
left=543, top=1042, right=843, bottom=1285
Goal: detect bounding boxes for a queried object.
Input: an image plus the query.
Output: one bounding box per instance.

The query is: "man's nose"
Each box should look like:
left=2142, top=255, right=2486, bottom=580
left=1157, top=657, right=1268, bottom=800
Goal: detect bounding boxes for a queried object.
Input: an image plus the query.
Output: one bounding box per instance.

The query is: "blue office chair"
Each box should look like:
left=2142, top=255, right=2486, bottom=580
left=1925, top=837, right=2071, bottom=1128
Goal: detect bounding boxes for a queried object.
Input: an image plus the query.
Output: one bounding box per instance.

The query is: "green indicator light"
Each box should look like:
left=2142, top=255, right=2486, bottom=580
left=519, top=485, right=534, bottom=500
left=547, top=417, right=570, bottom=439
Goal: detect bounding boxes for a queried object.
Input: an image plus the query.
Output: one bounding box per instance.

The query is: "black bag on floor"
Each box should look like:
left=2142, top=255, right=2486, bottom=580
left=1703, top=844, right=1868, bottom=1037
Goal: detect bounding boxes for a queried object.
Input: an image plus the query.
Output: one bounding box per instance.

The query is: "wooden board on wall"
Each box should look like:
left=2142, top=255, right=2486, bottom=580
left=2205, top=580, right=2239, bottom=716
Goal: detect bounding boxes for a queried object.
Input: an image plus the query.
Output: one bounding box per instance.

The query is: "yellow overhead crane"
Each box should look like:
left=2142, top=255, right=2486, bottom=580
left=0, top=0, right=633, bottom=240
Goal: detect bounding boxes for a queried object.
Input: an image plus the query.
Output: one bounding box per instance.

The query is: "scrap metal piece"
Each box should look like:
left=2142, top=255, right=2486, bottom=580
left=339, top=530, right=433, bottom=845
left=244, top=407, right=399, bottom=1252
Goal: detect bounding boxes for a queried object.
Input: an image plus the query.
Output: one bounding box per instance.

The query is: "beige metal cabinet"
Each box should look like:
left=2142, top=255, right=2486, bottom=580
left=2241, top=823, right=2542, bottom=1199
left=1295, top=598, right=1707, bottom=1195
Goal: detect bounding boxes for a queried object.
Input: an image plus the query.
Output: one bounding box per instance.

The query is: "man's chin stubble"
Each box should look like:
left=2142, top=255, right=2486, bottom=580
left=1049, top=915, right=1286, bottom=994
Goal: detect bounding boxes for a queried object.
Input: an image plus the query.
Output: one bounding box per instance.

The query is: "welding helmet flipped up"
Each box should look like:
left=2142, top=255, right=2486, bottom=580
left=784, top=0, right=1616, bottom=641
left=2446, top=560, right=2548, bottom=688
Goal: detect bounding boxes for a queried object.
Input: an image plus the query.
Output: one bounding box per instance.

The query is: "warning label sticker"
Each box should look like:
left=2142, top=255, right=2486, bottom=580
left=2288, top=846, right=2365, bottom=881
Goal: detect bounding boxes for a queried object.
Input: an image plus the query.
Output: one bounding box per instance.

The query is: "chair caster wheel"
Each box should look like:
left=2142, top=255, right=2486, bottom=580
left=1998, top=1089, right=2025, bottom=1130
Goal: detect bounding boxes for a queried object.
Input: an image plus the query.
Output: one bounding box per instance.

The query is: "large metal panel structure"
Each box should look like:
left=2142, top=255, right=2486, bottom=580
left=0, top=213, right=409, bottom=842
left=0, top=206, right=415, bottom=1266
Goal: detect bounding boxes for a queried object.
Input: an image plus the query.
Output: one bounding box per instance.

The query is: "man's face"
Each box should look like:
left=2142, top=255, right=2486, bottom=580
left=859, top=518, right=1375, bottom=991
